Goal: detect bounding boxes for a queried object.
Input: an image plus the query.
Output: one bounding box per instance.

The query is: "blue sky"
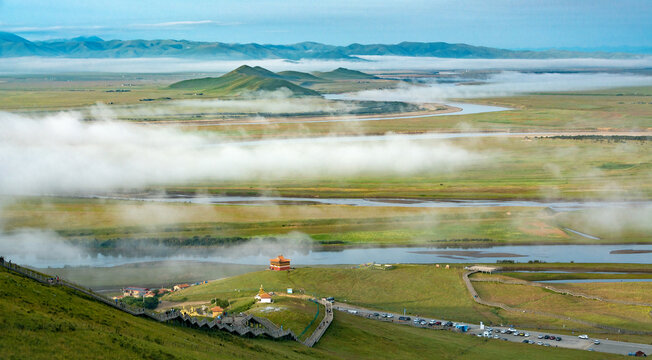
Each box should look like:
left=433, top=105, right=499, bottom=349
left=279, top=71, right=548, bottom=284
left=0, top=0, right=650, bottom=50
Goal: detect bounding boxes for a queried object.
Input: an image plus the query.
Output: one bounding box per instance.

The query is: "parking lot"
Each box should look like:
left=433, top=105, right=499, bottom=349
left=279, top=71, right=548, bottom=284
left=333, top=302, right=652, bottom=356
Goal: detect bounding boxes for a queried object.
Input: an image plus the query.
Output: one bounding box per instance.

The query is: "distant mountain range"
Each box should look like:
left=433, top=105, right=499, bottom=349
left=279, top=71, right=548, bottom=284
left=0, top=31, right=643, bottom=59
left=168, top=65, right=375, bottom=96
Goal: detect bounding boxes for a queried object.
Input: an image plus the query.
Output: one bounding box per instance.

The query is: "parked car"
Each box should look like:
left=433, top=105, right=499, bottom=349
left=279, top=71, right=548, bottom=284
left=543, top=335, right=550, bottom=339
left=537, top=335, right=543, bottom=339
left=420, top=321, right=427, bottom=326
left=594, top=340, right=601, bottom=345
left=578, top=334, right=589, bottom=339
left=387, top=314, right=394, bottom=319
left=428, top=320, right=437, bottom=325
left=555, top=337, right=562, bottom=341
left=522, top=339, right=529, bottom=343
left=434, top=321, right=441, bottom=326
left=398, top=316, right=411, bottom=321
left=373, top=313, right=380, bottom=317
left=445, top=321, right=453, bottom=327
left=536, top=341, right=543, bottom=346
left=524, top=333, right=530, bottom=337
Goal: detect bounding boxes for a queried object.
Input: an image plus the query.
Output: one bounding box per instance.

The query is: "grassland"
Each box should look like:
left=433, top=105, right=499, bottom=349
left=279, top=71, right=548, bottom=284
left=499, top=272, right=652, bottom=282
left=161, top=264, right=652, bottom=343
left=185, top=86, right=652, bottom=138
left=163, top=265, right=489, bottom=324
left=472, top=281, right=652, bottom=334
left=160, top=136, right=652, bottom=201
left=3, top=190, right=650, bottom=253
left=551, top=282, right=652, bottom=304
left=1, top=266, right=613, bottom=360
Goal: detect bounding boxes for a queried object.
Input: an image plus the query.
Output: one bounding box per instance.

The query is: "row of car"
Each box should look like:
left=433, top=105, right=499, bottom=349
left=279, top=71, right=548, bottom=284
left=537, top=334, right=562, bottom=341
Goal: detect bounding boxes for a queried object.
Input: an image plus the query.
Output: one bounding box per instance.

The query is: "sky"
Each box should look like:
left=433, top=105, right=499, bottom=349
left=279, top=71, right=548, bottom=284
left=0, top=0, right=651, bottom=51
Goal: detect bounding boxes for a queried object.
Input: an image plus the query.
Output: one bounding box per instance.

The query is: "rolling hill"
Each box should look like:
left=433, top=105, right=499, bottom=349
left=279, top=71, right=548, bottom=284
left=169, top=65, right=321, bottom=97
left=276, top=70, right=327, bottom=83
left=313, top=67, right=378, bottom=80
left=0, top=31, right=643, bottom=59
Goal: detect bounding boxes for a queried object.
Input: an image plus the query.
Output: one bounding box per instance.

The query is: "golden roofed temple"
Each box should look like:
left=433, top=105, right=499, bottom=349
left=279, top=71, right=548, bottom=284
left=269, top=254, right=291, bottom=271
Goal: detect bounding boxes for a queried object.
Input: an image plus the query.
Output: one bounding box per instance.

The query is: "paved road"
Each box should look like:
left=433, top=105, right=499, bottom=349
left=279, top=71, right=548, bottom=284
left=333, top=302, right=652, bottom=357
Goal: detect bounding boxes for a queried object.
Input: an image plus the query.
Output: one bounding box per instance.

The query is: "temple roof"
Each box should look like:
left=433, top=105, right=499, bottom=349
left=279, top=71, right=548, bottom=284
left=270, top=254, right=290, bottom=262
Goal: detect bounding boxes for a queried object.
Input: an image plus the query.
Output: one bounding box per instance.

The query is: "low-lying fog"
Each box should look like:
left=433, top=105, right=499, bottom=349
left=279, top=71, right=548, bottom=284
left=0, top=109, right=480, bottom=196
left=2, top=55, right=652, bottom=74
left=337, top=71, right=652, bottom=102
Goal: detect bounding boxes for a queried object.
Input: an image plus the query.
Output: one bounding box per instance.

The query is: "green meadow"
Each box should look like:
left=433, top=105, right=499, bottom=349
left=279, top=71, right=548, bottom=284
left=0, top=266, right=616, bottom=360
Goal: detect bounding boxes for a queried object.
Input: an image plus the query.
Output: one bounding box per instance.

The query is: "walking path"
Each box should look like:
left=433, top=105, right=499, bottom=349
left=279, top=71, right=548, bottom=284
left=0, top=259, right=332, bottom=346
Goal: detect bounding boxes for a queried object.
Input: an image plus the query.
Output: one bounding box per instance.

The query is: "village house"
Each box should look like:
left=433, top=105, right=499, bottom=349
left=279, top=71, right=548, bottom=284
left=122, top=287, right=149, bottom=297
left=173, top=284, right=190, bottom=291
left=210, top=306, right=224, bottom=317
left=157, top=288, right=172, bottom=295
left=145, top=291, right=156, bottom=298
left=255, top=285, right=273, bottom=303
left=269, top=254, right=291, bottom=271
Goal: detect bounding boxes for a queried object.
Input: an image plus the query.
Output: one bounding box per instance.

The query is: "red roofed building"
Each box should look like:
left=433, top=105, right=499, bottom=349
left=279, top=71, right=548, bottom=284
left=270, top=254, right=291, bottom=271
left=211, top=306, right=224, bottom=317
left=255, top=285, right=273, bottom=303
left=174, top=284, right=190, bottom=291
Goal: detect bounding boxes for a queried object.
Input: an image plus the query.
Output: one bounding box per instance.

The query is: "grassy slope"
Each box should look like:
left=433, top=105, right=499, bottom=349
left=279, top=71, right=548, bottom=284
left=472, top=281, right=652, bottom=333
left=500, top=272, right=652, bottom=282
left=552, top=282, right=652, bottom=304
left=0, top=267, right=610, bottom=360
left=247, top=296, right=325, bottom=341
left=164, top=265, right=491, bottom=324
left=312, top=68, right=377, bottom=80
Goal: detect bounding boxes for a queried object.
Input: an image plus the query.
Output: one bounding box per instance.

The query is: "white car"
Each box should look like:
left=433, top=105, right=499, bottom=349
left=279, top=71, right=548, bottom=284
left=578, top=334, right=589, bottom=339
left=524, top=333, right=530, bottom=337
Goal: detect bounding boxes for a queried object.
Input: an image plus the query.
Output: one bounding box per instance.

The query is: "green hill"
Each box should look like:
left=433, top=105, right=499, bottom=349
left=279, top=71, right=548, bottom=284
left=169, top=65, right=321, bottom=97
left=277, top=70, right=327, bottom=82
left=0, top=266, right=603, bottom=360
left=312, top=67, right=377, bottom=80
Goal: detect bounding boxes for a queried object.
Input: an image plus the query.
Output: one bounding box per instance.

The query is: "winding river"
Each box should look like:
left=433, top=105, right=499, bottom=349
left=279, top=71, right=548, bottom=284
left=12, top=244, right=652, bottom=268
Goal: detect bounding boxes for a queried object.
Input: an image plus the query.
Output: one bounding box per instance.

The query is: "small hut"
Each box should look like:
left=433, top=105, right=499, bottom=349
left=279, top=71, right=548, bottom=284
left=270, top=254, right=291, bottom=271
left=255, top=285, right=273, bottom=303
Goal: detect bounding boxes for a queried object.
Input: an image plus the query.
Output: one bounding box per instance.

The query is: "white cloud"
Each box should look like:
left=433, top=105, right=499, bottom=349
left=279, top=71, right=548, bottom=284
left=0, top=109, right=479, bottom=196
left=336, top=71, right=652, bottom=102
